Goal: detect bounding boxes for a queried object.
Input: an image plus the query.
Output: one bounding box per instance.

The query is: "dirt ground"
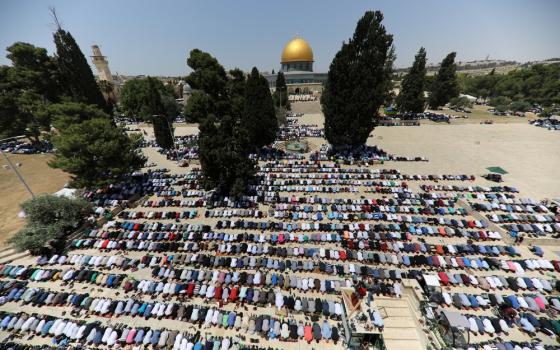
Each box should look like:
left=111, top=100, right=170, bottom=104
left=297, top=112, right=560, bottom=200
left=0, top=153, right=70, bottom=246
left=291, top=100, right=535, bottom=125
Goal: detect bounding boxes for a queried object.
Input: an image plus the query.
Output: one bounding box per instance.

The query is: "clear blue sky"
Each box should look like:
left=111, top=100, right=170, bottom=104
left=1, top=0, right=559, bottom=76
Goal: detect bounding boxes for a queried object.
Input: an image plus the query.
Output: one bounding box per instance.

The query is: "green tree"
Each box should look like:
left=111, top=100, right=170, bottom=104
left=227, top=68, right=247, bottom=120
left=52, top=22, right=107, bottom=111
left=274, top=71, right=290, bottom=110
left=143, top=77, right=175, bottom=149
left=321, top=11, right=395, bottom=146
left=41, top=102, right=109, bottom=130
left=242, top=67, right=278, bottom=149
left=396, top=47, right=427, bottom=113
left=197, top=115, right=221, bottom=189
left=495, top=104, right=509, bottom=113
left=428, top=52, right=459, bottom=109
left=449, top=96, right=473, bottom=109
left=186, top=49, right=255, bottom=197
left=183, top=49, right=232, bottom=123
left=9, top=195, right=91, bottom=255
left=489, top=96, right=512, bottom=108
left=0, top=91, right=50, bottom=143
left=183, top=90, right=213, bottom=123
left=197, top=115, right=254, bottom=197
left=509, top=100, right=531, bottom=112
left=0, top=43, right=61, bottom=141
left=119, top=77, right=179, bottom=120
left=461, top=64, right=559, bottom=106
left=5, top=42, right=62, bottom=101
left=49, top=118, right=145, bottom=187
left=152, top=116, right=174, bottom=150
left=539, top=108, right=553, bottom=118
left=0, top=91, right=25, bottom=140
left=276, top=107, right=288, bottom=127
left=98, top=80, right=116, bottom=112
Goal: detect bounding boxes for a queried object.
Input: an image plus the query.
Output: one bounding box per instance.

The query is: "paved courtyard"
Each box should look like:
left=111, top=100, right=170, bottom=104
left=0, top=110, right=559, bottom=349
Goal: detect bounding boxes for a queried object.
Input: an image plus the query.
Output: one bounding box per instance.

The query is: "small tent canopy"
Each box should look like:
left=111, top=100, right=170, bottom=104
left=441, top=310, right=470, bottom=329
left=459, top=94, right=477, bottom=102
left=424, top=274, right=441, bottom=287
left=486, top=166, right=508, bottom=175
left=53, top=188, right=77, bottom=198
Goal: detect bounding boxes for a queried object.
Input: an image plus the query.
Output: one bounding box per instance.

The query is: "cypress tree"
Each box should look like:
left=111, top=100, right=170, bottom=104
left=428, top=52, right=459, bottom=109
left=242, top=67, right=278, bottom=149
left=152, top=115, right=174, bottom=150
left=145, top=77, right=173, bottom=149
left=227, top=68, right=247, bottom=120
left=185, top=49, right=229, bottom=119
left=275, top=71, right=290, bottom=110
left=396, top=47, right=427, bottom=113
left=52, top=22, right=107, bottom=111
left=321, top=11, right=395, bottom=147
left=198, top=115, right=221, bottom=189
left=186, top=49, right=255, bottom=197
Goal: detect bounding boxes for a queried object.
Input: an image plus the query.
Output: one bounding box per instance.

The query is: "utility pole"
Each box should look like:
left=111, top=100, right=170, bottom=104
left=0, top=136, right=36, bottom=199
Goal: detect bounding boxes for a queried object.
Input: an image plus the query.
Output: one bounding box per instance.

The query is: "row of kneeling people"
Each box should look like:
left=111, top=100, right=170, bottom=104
left=430, top=291, right=560, bottom=312
left=435, top=271, right=556, bottom=292
left=467, top=342, right=555, bottom=350
left=141, top=198, right=207, bottom=208
left=212, top=219, right=490, bottom=232
left=0, top=283, right=344, bottom=319
left=37, top=251, right=406, bottom=281
left=118, top=210, right=198, bottom=220
left=421, top=184, right=518, bottom=193
left=75, top=230, right=521, bottom=258
left=461, top=312, right=560, bottom=337
left=259, top=172, right=475, bottom=182
left=0, top=311, right=337, bottom=348
left=4, top=263, right=556, bottom=296
left=0, top=311, right=341, bottom=345
left=0, top=264, right=354, bottom=295
left=41, top=247, right=559, bottom=275
left=30, top=251, right=410, bottom=279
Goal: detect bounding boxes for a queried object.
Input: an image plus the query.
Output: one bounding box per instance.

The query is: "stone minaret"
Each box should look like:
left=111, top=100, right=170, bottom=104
left=90, top=45, right=112, bottom=82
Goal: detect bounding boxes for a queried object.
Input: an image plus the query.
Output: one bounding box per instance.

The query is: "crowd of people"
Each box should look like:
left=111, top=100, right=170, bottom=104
left=1, top=113, right=559, bottom=350
left=288, top=94, right=317, bottom=102
left=0, top=140, right=53, bottom=154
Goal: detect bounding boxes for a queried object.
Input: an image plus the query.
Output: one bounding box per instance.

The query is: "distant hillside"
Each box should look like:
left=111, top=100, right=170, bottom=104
left=395, top=58, right=560, bottom=77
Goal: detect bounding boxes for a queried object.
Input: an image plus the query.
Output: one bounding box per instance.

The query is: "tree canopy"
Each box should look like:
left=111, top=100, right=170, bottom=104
left=321, top=11, right=395, bottom=147
left=1, top=25, right=118, bottom=142
left=428, top=52, right=459, bottom=109
left=396, top=47, right=427, bottom=113
left=49, top=118, right=146, bottom=188
left=242, top=67, right=278, bottom=149
left=119, top=77, right=179, bottom=120
left=449, top=96, right=473, bottom=109
left=42, top=102, right=110, bottom=130
left=185, top=49, right=255, bottom=197
left=274, top=71, right=290, bottom=111
left=0, top=43, right=61, bottom=141
left=152, top=115, right=174, bottom=149
left=53, top=27, right=107, bottom=112
left=9, top=195, right=91, bottom=255
left=4, top=42, right=62, bottom=101
left=461, top=63, right=560, bottom=107
left=183, top=49, right=231, bottom=122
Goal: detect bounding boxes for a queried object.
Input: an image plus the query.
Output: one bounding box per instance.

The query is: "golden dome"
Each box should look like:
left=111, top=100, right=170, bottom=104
left=281, top=37, right=314, bottom=63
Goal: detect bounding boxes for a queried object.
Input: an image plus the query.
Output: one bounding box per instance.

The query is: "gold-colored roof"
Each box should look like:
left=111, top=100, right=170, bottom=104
left=281, top=37, right=314, bottom=63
